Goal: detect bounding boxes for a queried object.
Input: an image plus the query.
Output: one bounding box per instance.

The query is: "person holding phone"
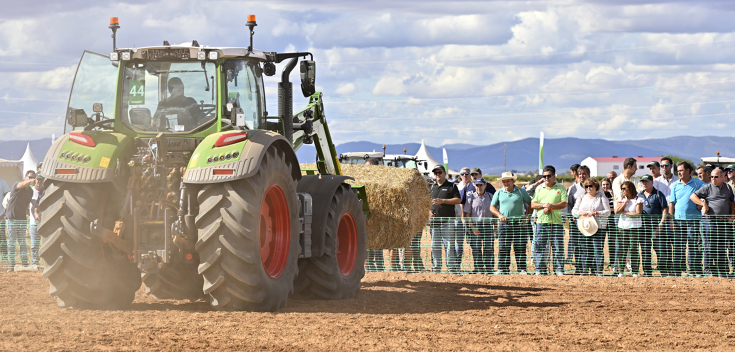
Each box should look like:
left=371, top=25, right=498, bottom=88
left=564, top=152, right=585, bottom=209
left=6, top=170, right=36, bottom=272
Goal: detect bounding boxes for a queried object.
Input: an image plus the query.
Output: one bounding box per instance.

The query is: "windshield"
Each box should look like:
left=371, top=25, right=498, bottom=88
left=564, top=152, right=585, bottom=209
left=65, top=51, right=118, bottom=133
left=121, top=61, right=217, bottom=133
left=383, top=158, right=418, bottom=169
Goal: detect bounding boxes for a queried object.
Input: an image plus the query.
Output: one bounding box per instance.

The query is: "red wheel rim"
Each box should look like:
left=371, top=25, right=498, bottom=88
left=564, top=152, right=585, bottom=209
left=259, top=185, right=290, bottom=279
left=336, top=213, right=358, bottom=276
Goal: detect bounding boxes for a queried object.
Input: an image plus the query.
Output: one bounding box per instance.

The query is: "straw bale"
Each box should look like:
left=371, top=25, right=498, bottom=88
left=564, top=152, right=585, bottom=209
left=301, top=163, right=431, bottom=249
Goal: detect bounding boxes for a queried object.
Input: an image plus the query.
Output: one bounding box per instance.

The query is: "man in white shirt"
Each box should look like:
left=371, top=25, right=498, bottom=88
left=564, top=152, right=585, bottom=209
left=613, top=157, right=643, bottom=201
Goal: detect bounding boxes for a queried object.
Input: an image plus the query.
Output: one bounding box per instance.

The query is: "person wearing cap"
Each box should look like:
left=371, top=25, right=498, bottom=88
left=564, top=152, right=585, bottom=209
left=565, top=165, right=590, bottom=274
left=531, top=165, right=568, bottom=276
left=469, top=167, right=496, bottom=194
left=463, top=178, right=494, bottom=274
left=638, top=174, right=668, bottom=276
left=490, top=172, right=532, bottom=275
left=429, top=165, right=462, bottom=273
left=28, top=172, right=45, bottom=268
left=690, top=168, right=735, bottom=277
left=647, top=161, right=661, bottom=179
left=455, top=167, right=475, bottom=266
left=668, top=160, right=705, bottom=276
left=571, top=177, right=610, bottom=276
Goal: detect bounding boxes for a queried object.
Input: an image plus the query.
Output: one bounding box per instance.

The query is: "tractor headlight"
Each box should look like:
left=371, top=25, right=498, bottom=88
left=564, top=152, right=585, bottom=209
left=109, top=52, right=119, bottom=61
left=208, top=51, right=219, bottom=61
left=197, top=51, right=206, bottom=60
left=121, top=51, right=131, bottom=61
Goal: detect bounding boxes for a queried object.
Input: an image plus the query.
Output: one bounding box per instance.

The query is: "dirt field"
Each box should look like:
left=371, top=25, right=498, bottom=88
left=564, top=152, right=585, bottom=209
left=1, top=271, right=734, bottom=351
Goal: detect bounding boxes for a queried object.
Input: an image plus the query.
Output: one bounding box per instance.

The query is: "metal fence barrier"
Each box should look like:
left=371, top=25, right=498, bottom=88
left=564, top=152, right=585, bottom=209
left=366, top=215, right=735, bottom=278
left=6, top=214, right=732, bottom=278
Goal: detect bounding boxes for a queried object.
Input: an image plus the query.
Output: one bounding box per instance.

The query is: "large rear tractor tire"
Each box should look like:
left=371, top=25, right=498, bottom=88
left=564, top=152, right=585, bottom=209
left=39, top=181, right=140, bottom=309
left=294, top=183, right=367, bottom=299
left=142, top=262, right=204, bottom=300
left=195, top=146, right=300, bottom=311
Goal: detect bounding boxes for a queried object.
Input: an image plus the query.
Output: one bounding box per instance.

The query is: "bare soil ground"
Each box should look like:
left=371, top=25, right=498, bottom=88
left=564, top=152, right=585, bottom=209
left=1, top=271, right=735, bottom=351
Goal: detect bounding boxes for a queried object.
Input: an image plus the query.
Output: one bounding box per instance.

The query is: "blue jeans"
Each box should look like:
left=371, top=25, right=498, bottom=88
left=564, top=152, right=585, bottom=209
left=673, top=219, right=702, bottom=274
left=29, top=217, right=40, bottom=266
left=431, top=219, right=460, bottom=272
left=469, top=219, right=494, bottom=273
left=567, top=216, right=582, bottom=269
left=7, top=219, right=28, bottom=268
left=498, top=220, right=530, bottom=273
left=579, top=227, right=605, bottom=274
left=533, top=223, right=564, bottom=274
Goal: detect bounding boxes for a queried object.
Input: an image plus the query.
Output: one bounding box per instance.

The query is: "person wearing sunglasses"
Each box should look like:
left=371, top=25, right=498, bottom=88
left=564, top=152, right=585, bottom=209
left=572, top=177, right=610, bottom=276
left=429, top=165, right=462, bottom=273
left=5, top=170, right=36, bottom=272
left=690, top=168, right=735, bottom=278
left=454, top=167, right=475, bottom=271
left=614, top=180, right=644, bottom=277
left=530, top=165, right=568, bottom=276
left=638, top=175, right=669, bottom=277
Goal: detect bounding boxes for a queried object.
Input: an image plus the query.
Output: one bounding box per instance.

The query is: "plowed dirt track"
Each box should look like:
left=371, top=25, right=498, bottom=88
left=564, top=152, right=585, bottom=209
left=1, top=271, right=734, bottom=351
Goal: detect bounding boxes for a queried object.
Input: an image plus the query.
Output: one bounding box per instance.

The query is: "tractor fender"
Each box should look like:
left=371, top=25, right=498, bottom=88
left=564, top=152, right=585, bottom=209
left=297, top=174, right=355, bottom=258
left=40, top=131, right=133, bottom=190
left=183, top=130, right=301, bottom=184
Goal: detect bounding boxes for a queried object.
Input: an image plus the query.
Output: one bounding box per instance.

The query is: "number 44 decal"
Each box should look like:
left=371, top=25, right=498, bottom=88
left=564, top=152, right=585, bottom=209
left=129, top=80, right=145, bottom=105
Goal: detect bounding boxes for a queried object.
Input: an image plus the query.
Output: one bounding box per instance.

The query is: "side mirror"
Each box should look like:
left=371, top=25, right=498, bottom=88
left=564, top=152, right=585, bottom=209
left=67, top=108, right=88, bottom=128
left=300, top=60, right=316, bottom=97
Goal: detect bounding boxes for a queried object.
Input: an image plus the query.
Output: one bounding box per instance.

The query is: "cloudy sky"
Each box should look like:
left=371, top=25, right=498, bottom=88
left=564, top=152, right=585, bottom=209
left=2, top=0, right=735, bottom=146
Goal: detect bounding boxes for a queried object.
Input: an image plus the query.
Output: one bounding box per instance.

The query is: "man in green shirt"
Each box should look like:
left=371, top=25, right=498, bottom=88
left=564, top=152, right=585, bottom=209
left=531, top=165, right=568, bottom=276
left=491, top=172, right=532, bottom=274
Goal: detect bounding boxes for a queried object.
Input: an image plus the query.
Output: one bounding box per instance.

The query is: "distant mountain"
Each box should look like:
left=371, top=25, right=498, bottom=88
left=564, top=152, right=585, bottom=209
left=0, top=138, right=53, bottom=161
left=3, top=135, right=727, bottom=176
left=296, top=136, right=731, bottom=174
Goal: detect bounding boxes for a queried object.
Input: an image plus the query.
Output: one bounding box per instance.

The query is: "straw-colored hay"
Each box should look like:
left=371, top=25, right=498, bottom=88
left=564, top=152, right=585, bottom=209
left=301, top=163, right=431, bottom=249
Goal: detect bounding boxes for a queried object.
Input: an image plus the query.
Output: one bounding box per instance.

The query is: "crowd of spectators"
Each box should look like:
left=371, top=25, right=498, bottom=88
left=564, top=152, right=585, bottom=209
left=368, top=156, right=735, bottom=278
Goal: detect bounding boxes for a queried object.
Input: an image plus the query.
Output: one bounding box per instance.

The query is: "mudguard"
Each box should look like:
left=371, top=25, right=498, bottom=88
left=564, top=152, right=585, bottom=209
left=183, top=130, right=301, bottom=184
left=40, top=131, right=133, bottom=187
left=297, top=174, right=356, bottom=258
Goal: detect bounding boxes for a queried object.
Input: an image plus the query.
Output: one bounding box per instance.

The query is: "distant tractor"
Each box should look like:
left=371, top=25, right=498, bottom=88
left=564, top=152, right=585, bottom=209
left=340, top=147, right=431, bottom=183
left=38, top=16, right=368, bottom=311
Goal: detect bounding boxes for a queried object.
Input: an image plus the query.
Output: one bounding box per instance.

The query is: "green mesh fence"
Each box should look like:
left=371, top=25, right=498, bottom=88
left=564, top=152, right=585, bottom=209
left=1, top=219, right=40, bottom=271
left=366, top=215, right=735, bottom=278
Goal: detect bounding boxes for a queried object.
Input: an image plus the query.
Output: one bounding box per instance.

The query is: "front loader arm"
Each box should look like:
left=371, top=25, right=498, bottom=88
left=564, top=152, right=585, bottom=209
left=293, top=92, right=341, bottom=176
left=293, top=92, right=370, bottom=216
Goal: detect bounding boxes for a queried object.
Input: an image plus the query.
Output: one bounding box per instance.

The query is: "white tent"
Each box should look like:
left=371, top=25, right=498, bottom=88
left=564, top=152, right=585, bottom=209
left=20, top=143, right=39, bottom=177
left=415, top=140, right=460, bottom=177
left=0, top=158, right=24, bottom=187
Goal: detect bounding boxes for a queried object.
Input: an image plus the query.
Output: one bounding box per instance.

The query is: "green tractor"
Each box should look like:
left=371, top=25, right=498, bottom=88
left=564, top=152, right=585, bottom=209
left=38, top=16, right=368, bottom=311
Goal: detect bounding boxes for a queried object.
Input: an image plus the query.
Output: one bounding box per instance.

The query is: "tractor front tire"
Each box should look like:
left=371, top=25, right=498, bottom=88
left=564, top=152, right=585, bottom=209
left=195, top=146, right=300, bottom=311
left=294, top=183, right=367, bottom=299
left=39, top=181, right=140, bottom=309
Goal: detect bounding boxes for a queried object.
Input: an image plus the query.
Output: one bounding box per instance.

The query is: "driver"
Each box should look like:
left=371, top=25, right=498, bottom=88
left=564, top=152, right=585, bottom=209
left=152, top=77, right=205, bottom=131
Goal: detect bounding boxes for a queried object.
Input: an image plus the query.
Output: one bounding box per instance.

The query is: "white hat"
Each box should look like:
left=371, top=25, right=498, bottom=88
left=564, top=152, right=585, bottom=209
left=498, top=172, right=517, bottom=181
left=577, top=216, right=599, bottom=237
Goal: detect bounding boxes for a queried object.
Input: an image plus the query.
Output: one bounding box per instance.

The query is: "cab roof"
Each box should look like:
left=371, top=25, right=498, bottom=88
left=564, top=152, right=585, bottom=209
left=120, top=42, right=268, bottom=61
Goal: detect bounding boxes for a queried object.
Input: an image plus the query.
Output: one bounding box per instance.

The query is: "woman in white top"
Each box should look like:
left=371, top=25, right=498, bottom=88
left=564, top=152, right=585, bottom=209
left=614, top=180, right=644, bottom=276
left=572, top=178, right=610, bottom=276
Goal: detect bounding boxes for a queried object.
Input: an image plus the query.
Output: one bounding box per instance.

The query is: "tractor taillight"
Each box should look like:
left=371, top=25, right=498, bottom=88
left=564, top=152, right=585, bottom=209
left=68, top=132, right=96, bottom=147
left=55, top=169, right=76, bottom=175
left=214, top=132, right=248, bottom=147
left=212, top=169, right=234, bottom=176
